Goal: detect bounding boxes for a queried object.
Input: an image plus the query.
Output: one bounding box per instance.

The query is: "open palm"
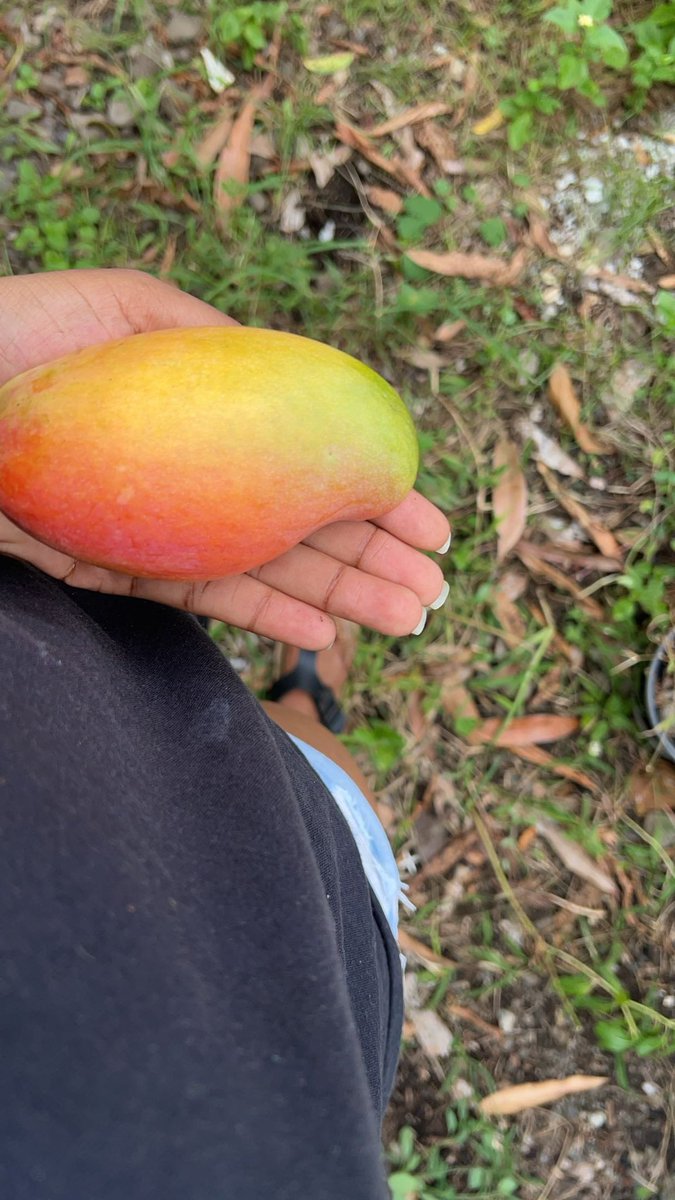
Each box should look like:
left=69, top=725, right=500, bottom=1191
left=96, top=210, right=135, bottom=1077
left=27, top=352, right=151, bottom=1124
left=0, top=270, right=450, bottom=649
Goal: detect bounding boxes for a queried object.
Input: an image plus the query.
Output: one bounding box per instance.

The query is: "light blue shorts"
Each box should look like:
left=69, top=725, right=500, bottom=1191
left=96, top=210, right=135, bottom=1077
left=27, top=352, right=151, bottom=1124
left=289, top=735, right=412, bottom=944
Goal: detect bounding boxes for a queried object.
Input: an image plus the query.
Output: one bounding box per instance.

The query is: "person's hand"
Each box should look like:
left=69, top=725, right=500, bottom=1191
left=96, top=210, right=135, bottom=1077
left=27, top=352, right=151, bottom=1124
left=0, top=269, right=451, bottom=649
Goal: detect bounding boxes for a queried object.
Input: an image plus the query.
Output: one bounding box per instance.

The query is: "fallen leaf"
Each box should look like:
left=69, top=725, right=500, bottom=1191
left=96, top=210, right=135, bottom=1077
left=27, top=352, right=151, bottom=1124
left=510, top=744, right=599, bottom=793
left=328, top=37, right=370, bottom=58
left=195, top=104, right=234, bottom=167
left=303, top=51, right=354, bottom=74
left=517, top=543, right=604, bottom=619
left=467, top=714, right=578, bottom=748
left=410, top=830, right=481, bottom=891
left=536, top=462, right=623, bottom=560
left=407, top=247, right=527, bottom=286
left=479, top=1075, right=608, bottom=1116
left=536, top=818, right=617, bottom=895
left=369, top=100, right=452, bottom=137
left=398, top=928, right=457, bottom=972
left=200, top=46, right=235, bottom=93
left=366, top=185, right=403, bottom=214
left=530, top=664, right=564, bottom=708
left=441, top=670, right=480, bottom=724
left=629, top=760, right=675, bottom=816
left=433, top=318, right=467, bottom=343
left=493, top=438, right=528, bottom=561
left=410, top=1008, right=453, bottom=1058
left=518, top=540, right=621, bottom=574
left=64, top=65, right=89, bottom=87
left=308, top=144, right=352, bottom=189
left=493, top=570, right=528, bottom=642
left=279, top=187, right=305, bottom=233
left=584, top=266, right=655, bottom=296
left=335, top=121, right=430, bottom=195
left=516, top=417, right=584, bottom=480
left=214, top=78, right=273, bottom=224
left=527, top=214, right=566, bottom=260
left=250, top=132, right=276, bottom=159
left=548, top=363, right=610, bottom=455
left=472, top=106, right=505, bottom=136
left=658, top=273, right=675, bottom=289
left=414, top=119, right=458, bottom=173
left=542, top=892, right=605, bottom=919
left=446, top=1002, right=503, bottom=1039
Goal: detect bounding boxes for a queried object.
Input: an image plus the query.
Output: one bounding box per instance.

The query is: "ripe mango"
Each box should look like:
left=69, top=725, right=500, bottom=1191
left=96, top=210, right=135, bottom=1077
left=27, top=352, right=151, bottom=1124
left=0, top=327, right=418, bottom=579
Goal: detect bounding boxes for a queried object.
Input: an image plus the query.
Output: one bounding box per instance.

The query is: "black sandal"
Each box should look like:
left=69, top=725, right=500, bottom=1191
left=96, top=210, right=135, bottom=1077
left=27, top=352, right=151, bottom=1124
left=265, top=649, right=347, bottom=734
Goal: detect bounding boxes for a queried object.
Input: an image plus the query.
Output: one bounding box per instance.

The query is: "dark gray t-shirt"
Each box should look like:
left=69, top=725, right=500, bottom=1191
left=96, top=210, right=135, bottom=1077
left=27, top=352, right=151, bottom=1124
left=0, top=556, right=402, bottom=1199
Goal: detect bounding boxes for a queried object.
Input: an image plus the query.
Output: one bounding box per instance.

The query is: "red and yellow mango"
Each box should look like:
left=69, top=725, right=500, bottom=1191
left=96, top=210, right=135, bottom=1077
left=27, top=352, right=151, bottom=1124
left=0, top=327, right=418, bottom=579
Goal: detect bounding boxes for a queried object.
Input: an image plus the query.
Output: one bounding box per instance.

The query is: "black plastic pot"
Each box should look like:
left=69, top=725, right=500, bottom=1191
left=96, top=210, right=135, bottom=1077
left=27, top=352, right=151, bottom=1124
left=646, top=629, right=675, bottom=764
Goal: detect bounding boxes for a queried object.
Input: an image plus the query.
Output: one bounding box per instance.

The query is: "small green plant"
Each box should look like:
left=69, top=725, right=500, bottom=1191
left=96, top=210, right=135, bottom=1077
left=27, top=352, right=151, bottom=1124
left=343, top=720, right=406, bottom=775
left=210, top=1, right=305, bottom=68
left=8, top=162, right=110, bottom=271
left=631, top=4, right=675, bottom=100
left=500, top=0, right=667, bottom=148
left=396, top=195, right=443, bottom=244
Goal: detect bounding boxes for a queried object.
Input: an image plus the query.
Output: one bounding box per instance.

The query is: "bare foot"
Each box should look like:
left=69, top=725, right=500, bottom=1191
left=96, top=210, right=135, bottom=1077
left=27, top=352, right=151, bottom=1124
left=274, top=619, right=358, bottom=721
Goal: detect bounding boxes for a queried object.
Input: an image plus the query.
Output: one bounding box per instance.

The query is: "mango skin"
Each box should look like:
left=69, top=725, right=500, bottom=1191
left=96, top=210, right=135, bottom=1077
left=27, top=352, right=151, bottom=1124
left=0, top=327, right=419, bottom=579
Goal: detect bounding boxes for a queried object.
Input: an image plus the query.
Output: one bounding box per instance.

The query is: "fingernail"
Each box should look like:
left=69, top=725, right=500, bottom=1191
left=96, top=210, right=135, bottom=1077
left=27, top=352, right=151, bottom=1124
left=436, top=531, right=452, bottom=554
left=410, top=610, right=427, bottom=636
left=429, top=580, right=449, bottom=610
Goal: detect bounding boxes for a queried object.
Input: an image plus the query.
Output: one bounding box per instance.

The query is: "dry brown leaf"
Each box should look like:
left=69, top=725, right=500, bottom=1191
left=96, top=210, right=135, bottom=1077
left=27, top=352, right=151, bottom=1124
left=629, top=760, right=675, bottom=815
left=530, top=664, right=564, bottom=708
left=536, top=818, right=617, bottom=896
left=527, top=214, right=566, bottom=260
left=548, top=363, right=610, bottom=455
left=584, top=266, right=655, bottom=296
left=517, top=544, right=604, bottom=619
left=467, top=714, right=578, bottom=748
left=510, top=745, right=599, bottom=793
left=64, top=65, right=89, bottom=87
left=445, top=1002, right=503, bottom=1039
left=536, top=462, right=623, bottom=560
left=410, top=1008, right=453, bottom=1058
left=493, top=570, right=528, bottom=641
left=441, top=678, right=480, bottom=724
left=433, top=318, right=467, bottom=343
left=493, top=438, right=528, bottom=561
left=366, top=185, right=403, bottom=214
left=195, top=104, right=234, bottom=167
left=335, top=121, right=431, bottom=195
left=543, top=892, right=605, bottom=918
left=658, top=274, right=675, bottom=289
left=307, top=144, right=352, bottom=189
left=518, top=539, right=622, bottom=574
left=214, top=77, right=273, bottom=224
left=369, top=100, right=452, bottom=137
left=410, top=830, right=481, bottom=891
left=398, top=928, right=457, bottom=972
left=479, top=1075, right=608, bottom=1116
left=407, top=247, right=527, bottom=286
left=516, top=418, right=585, bottom=480
left=414, top=119, right=458, bottom=172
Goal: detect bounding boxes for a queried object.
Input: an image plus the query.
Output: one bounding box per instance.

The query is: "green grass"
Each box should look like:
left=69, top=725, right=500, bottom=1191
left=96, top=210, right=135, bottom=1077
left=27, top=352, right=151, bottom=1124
left=2, top=0, right=674, bottom=1195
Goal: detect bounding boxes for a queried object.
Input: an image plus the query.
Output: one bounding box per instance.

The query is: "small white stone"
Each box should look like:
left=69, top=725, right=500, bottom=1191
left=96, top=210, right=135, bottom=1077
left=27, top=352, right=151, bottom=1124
left=318, top=219, right=336, bottom=243
left=498, top=1009, right=517, bottom=1034
left=587, top=1110, right=606, bottom=1128
left=642, top=1081, right=660, bottom=1097
left=556, top=171, right=577, bottom=191
left=583, top=177, right=604, bottom=205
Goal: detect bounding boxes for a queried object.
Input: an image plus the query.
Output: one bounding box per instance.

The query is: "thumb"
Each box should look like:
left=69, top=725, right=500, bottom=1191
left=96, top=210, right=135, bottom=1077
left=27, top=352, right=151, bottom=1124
left=0, top=268, right=237, bottom=386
